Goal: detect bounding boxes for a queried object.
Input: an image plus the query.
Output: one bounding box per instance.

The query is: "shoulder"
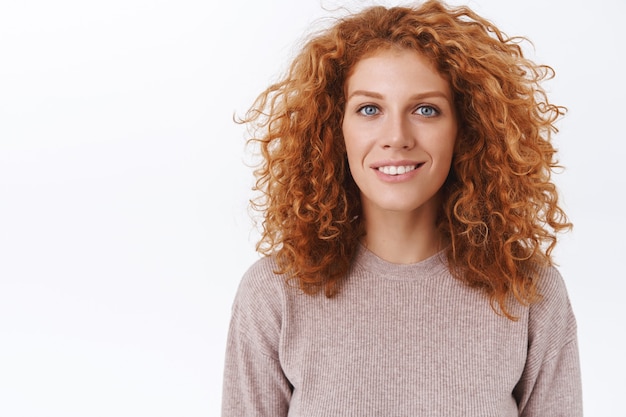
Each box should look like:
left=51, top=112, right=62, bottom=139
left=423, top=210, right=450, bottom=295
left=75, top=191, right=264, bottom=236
left=531, top=264, right=575, bottom=325
left=232, top=257, right=287, bottom=349
left=236, top=255, right=284, bottom=295
left=228, top=255, right=288, bottom=357
left=527, top=263, right=578, bottom=360
left=534, top=264, right=570, bottom=302
left=232, top=255, right=286, bottom=315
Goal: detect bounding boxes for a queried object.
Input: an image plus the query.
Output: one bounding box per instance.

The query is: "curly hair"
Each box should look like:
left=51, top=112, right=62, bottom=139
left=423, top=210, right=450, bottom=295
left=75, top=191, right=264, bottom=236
left=241, top=0, right=571, bottom=319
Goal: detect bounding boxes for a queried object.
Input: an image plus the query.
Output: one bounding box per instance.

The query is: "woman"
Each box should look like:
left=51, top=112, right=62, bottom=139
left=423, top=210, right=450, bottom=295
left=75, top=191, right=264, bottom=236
left=222, top=1, right=582, bottom=416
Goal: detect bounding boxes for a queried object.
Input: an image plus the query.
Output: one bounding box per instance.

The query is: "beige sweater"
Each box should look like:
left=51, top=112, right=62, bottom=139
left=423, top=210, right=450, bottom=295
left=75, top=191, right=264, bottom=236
left=221, top=245, right=582, bottom=416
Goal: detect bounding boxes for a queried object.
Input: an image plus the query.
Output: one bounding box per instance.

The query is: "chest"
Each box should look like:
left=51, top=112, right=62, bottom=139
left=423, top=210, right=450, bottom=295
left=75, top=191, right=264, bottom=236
left=279, top=280, right=527, bottom=416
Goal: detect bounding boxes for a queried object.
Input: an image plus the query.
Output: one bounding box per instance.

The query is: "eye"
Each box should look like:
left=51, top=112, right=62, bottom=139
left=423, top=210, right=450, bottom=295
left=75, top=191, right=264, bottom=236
left=358, top=105, right=380, bottom=116
left=416, top=105, right=439, bottom=118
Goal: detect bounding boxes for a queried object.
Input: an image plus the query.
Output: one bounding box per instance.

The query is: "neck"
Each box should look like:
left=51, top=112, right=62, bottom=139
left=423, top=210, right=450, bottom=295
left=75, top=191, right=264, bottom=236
left=361, top=206, right=443, bottom=265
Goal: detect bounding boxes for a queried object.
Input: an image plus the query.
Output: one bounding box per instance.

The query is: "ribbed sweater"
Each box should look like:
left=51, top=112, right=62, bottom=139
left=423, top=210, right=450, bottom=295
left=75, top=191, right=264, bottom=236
left=221, top=245, right=582, bottom=416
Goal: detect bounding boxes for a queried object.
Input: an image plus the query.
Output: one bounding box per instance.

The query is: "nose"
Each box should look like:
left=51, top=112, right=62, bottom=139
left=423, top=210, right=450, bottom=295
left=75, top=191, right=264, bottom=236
left=382, top=113, right=415, bottom=150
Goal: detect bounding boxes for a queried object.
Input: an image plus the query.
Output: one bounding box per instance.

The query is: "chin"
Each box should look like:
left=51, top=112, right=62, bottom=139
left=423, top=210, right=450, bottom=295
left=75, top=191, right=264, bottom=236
left=372, top=200, right=434, bottom=214
left=362, top=192, right=442, bottom=218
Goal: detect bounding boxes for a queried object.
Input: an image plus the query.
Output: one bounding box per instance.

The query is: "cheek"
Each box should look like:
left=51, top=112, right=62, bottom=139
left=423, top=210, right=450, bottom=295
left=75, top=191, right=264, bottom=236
left=434, top=126, right=457, bottom=159
left=342, top=122, right=362, bottom=161
left=343, top=137, right=370, bottom=183
left=344, top=140, right=360, bottom=172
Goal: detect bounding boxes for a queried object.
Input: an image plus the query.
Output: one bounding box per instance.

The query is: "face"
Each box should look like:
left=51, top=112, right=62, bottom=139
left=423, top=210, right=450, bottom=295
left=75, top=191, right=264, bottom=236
left=342, top=48, right=457, bottom=220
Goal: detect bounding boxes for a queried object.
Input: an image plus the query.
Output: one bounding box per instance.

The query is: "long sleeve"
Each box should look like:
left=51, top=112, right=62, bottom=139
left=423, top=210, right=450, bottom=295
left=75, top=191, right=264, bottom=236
left=221, top=258, right=292, bottom=417
left=514, top=267, right=583, bottom=417
left=221, top=248, right=583, bottom=416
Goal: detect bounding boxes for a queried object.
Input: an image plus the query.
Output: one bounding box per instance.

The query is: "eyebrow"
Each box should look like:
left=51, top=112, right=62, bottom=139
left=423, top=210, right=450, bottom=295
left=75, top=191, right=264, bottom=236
left=346, top=89, right=451, bottom=101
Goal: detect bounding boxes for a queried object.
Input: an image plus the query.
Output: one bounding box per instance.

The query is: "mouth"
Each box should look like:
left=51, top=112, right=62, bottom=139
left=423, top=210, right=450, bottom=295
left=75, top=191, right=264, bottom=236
left=376, top=163, right=424, bottom=176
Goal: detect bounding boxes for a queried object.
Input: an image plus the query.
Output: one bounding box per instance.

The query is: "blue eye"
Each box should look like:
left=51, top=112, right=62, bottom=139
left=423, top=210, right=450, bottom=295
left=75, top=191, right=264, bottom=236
left=358, top=105, right=379, bottom=116
left=416, top=105, right=438, bottom=117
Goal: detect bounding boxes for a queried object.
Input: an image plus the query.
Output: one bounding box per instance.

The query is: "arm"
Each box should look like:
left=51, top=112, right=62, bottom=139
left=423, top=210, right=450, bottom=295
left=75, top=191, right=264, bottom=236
left=221, top=322, right=292, bottom=416
left=514, top=267, right=583, bottom=417
left=516, top=339, right=582, bottom=417
left=221, top=258, right=292, bottom=417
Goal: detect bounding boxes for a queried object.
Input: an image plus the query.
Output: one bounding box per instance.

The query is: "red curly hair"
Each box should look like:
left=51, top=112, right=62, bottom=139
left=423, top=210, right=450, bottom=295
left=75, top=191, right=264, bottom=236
left=241, top=0, right=571, bottom=319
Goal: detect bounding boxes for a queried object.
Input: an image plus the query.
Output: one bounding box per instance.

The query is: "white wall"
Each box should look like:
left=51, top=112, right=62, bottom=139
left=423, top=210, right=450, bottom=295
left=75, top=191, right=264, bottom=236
left=0, top=0, right=624, bottom=416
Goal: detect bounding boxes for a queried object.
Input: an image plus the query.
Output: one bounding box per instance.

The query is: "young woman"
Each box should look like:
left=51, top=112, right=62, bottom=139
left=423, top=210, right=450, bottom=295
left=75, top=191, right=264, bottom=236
left=221, top=1, right=582, bottom=416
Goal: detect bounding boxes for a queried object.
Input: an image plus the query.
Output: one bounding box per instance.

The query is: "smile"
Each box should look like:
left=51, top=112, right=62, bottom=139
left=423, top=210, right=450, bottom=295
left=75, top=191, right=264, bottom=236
left=377, top=164, right=423, bottom=175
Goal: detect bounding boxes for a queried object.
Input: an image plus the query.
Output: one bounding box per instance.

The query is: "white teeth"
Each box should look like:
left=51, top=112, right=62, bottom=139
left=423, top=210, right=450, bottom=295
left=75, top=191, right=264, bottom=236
left=378, top=165, right=417, bottom=175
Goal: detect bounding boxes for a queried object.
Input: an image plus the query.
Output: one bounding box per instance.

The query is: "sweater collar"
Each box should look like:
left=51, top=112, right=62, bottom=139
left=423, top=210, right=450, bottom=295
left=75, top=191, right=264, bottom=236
left=352, top=243, right=449, bottom=280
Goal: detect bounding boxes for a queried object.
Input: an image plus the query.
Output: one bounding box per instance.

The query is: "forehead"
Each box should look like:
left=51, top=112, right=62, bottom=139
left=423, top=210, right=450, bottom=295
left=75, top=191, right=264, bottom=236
left=345, top=48, right=451, bottom=96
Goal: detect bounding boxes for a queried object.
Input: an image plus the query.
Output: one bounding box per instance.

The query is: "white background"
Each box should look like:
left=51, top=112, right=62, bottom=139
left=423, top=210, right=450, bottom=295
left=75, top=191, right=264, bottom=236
left=0, top=0, right=624, bottom=416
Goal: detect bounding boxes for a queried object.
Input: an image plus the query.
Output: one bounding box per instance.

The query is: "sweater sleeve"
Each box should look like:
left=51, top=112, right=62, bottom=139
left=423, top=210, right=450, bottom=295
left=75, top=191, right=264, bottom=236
left=221, top=258, right=292, bottom=417
left=514, top=266, right=583, bottom=417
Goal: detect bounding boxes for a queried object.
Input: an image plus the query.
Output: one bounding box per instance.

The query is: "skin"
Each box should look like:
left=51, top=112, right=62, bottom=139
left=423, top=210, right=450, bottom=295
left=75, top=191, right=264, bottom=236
left=342, top=48, right=458, bottom=264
